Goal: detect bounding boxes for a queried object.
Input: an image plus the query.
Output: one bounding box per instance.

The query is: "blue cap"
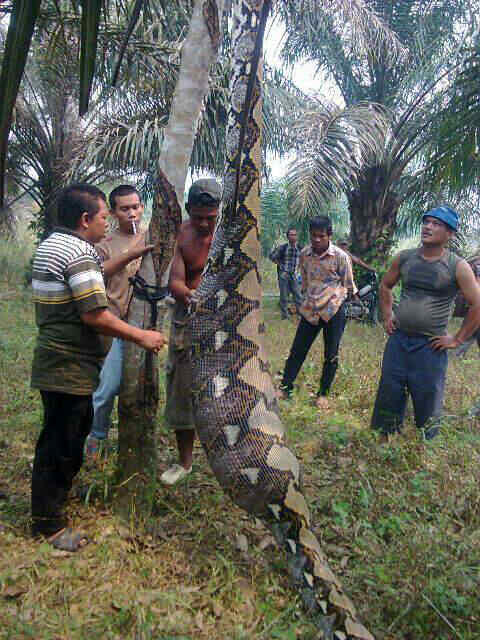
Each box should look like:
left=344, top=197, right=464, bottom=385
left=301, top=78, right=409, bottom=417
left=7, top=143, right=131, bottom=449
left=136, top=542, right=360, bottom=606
left=422, top=206, right=459, bottom=231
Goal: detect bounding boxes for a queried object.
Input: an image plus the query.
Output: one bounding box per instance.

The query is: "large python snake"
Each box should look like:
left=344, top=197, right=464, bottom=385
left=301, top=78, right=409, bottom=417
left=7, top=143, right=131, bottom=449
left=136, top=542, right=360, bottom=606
left=188, top=1, right=375, bottom=638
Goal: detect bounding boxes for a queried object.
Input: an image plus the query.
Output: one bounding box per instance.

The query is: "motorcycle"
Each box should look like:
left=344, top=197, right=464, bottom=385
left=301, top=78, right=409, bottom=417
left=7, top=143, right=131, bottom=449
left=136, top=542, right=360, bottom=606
left=345, top=272, right=378, bottom=325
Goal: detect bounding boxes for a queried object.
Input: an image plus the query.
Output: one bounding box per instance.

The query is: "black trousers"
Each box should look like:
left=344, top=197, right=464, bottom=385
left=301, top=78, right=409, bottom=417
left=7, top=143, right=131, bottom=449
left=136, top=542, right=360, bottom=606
left=281, top=304, right=346, bottom=396
left=31, top=391, right=93, bottom=536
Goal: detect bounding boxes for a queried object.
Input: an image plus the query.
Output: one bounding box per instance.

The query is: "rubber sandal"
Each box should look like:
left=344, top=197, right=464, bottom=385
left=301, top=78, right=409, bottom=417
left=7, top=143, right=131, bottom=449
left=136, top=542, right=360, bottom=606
left=160, top=464, right=192, bottom=485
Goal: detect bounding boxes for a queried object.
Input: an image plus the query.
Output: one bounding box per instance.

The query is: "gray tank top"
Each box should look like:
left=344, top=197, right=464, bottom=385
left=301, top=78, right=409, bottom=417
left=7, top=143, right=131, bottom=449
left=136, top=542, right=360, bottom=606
left=395, top=249, right=460, bottom=336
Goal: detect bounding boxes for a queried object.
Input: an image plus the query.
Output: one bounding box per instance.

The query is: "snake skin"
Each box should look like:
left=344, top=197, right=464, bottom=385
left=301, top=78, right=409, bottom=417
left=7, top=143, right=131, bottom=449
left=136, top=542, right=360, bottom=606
left=189, top=1, right=375, bottom=638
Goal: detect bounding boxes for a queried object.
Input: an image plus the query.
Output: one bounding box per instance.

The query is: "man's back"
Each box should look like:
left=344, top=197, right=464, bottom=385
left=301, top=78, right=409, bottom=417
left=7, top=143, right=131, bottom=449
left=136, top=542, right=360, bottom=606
left=31, top=229, right=109, bottom=395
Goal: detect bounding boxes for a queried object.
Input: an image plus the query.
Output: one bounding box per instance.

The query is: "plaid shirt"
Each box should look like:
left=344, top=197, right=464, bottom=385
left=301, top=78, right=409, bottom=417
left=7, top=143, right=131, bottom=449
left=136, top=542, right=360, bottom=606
left=270, top=242, right=301, bottom=275
left=299, top=243, right=357, bottom=324
left=284, top=244, right=301, bottom=274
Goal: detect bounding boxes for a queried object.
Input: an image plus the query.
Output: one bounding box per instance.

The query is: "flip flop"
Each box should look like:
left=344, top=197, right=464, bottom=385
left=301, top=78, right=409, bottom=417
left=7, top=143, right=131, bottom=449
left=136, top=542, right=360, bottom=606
left=47, top=527, right=90, bottom=552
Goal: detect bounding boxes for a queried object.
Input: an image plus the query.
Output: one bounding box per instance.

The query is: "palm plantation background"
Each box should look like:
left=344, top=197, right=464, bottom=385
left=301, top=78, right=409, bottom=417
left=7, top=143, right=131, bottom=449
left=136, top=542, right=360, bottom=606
left=1, top=2, right=480, bottom=638
left=2, top=1, right=479, bottom=254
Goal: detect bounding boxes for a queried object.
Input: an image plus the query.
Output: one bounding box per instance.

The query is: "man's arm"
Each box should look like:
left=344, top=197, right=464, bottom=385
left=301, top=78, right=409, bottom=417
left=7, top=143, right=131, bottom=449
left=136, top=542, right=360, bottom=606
left=102, top=243, right=154, bottom=278
left=269, top=245, right=281, bottom=265
left=66, top=253, right=165, bottom=352
left=169, top=241, right=194, bottom=305
left=379, top=254, right=402, bottom=334
left=430, top=260, right=480, bottom=351
left=339, top=252, right=358, bottom=298
left=81, top=308, right=166, bottom=352
left=348, top=251, right=376, bottom=273
left=299, top=252, right=307, bottom=294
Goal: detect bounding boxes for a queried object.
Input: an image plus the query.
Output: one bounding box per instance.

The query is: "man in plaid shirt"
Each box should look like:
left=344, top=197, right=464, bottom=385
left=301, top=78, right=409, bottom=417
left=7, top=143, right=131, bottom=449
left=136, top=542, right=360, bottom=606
left=269, top=227, right=303, bottom=319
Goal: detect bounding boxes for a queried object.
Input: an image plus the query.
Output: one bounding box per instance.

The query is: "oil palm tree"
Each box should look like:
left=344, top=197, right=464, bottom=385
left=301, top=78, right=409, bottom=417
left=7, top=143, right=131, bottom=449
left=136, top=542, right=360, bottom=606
left=281, top=0, right=476, bottom=258
left=0, top=0, right=403, bottom=213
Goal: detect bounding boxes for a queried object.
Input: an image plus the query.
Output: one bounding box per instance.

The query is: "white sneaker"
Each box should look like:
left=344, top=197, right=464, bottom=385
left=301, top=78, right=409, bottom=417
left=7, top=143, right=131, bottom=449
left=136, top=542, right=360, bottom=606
left=160, top=463, right=192, bottom=485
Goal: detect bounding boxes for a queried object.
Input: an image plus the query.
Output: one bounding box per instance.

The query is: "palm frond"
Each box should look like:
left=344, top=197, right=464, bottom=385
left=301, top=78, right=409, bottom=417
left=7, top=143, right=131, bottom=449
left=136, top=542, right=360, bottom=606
left=79, top=0, right=102, bottom=115
left=0, top=0, right=42, bottom=207
left=111, top=0, right=146, bottom=86
left=421, top=43, right=480, bottom=198
left=286, top=101, right=389, bottom=216
left=278, top=0, right=407, bottom=70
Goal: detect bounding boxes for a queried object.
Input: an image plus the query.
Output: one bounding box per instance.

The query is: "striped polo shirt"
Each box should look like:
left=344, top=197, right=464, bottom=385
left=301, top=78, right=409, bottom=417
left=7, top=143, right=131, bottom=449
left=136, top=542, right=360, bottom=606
left=31, top=228, right=109, bottom=395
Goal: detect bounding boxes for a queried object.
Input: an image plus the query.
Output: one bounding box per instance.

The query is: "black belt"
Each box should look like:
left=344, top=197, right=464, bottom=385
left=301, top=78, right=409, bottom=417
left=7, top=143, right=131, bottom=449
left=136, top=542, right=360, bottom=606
left=129, top=274, right=169, bottom=328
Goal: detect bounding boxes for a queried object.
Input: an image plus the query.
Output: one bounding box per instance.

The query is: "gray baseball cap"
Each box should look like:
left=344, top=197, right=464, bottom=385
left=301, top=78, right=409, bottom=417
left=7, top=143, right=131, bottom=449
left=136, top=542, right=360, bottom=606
left=186, top=178, right=222, bottom=208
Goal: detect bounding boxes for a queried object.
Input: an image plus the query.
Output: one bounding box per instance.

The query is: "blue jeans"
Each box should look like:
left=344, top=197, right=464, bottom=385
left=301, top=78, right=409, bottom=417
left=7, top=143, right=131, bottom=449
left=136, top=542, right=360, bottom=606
left=278, top=271, right=302, bottom=317
left=90, top=338, right=124, bottom=440
left=371, top=330, right=448, bottom=438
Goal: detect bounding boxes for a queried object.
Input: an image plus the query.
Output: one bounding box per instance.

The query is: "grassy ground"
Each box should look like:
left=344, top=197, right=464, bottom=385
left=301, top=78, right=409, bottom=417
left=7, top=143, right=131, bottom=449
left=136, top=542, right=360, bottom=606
left=0, top=244, right=479, bottom=639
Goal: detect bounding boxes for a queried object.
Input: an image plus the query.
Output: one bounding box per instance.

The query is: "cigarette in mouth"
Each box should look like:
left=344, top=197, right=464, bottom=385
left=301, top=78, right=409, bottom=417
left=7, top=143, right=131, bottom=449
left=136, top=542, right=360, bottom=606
left=131, top=220, right=137, bottom=234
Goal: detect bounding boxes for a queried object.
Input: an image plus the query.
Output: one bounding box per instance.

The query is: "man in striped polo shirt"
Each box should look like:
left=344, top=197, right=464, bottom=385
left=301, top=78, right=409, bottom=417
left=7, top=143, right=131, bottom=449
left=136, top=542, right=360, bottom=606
left=31, top=184, right=166, bottom=550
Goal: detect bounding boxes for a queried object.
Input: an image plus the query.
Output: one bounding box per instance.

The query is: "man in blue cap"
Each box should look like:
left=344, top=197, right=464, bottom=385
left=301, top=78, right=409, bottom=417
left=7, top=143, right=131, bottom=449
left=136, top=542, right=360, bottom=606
left=371, top=206, right=480, bottom=440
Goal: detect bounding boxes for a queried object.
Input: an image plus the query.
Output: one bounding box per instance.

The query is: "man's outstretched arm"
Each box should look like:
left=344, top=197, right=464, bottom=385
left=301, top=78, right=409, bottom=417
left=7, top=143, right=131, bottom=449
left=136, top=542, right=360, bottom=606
left=102, top=243, right=154, bottom=278
left=348, top=250, right=376, bottom=273
left=379, top=255, right=401, bottom=334
left=81, top=308, right=166, bottom=352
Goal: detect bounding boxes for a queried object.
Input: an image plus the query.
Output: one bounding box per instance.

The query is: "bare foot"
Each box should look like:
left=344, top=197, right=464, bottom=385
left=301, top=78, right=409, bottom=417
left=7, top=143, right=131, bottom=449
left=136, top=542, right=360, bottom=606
left=315, top=396, right=330, bottom=410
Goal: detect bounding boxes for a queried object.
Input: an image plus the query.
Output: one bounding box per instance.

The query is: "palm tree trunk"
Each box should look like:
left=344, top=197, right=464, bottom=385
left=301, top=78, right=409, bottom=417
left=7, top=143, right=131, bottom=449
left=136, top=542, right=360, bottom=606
left=115, top=0, right=224, bottom=520
left=348, top=165, right=400, bottom=259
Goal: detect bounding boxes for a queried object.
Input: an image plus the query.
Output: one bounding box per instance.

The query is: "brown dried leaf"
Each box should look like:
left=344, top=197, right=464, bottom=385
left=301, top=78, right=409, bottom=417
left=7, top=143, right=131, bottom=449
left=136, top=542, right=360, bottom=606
left=3, top=584, right=28, bottom=598
left=345, top=617, right=375, bottom=640
left=195, top=610, right=204, bottom=630
left=258, top=535, right=275, bottom=551
left=50, top=549, right=71, bottom=558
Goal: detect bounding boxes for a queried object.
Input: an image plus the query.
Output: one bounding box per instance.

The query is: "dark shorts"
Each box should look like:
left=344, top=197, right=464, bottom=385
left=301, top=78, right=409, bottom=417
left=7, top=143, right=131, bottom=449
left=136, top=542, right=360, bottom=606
left=164, top=303, right=195, bottom=431
left=371, top=330, right=448, bottom=437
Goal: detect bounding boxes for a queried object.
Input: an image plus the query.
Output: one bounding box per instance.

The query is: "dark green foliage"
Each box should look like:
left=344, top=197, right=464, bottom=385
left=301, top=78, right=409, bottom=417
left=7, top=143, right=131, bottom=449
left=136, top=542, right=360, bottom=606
left=79, top=0, right=102, bottom=115
left=260, top=178, right=350, bottom=256
left=0, top=0, right=42, bottom=206
left=280, top=1, right=477, bottom=257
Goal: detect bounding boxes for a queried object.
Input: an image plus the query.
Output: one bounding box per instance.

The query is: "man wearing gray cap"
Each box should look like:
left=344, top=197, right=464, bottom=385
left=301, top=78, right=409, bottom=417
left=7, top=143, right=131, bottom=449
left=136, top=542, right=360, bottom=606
left=371, top=206, right=480, bottom=440
left=161, top=178, right=222, bottom=484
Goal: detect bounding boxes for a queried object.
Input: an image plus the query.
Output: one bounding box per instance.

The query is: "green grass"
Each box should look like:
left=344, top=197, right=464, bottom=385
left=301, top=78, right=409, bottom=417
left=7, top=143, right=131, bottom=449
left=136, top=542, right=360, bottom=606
left=1, top=251, right=479, bottom=639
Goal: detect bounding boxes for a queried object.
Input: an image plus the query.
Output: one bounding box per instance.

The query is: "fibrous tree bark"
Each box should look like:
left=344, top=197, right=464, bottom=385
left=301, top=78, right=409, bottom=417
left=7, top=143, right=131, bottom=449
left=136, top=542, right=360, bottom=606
left=115, top=0, right=224, bottom=519
left=347, top=165, right=400, bottom=258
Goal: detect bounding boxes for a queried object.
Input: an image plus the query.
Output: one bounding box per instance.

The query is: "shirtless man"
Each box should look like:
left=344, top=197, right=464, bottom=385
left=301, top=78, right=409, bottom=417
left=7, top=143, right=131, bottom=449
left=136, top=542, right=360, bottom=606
left=161, top=179, right=222, bottom=485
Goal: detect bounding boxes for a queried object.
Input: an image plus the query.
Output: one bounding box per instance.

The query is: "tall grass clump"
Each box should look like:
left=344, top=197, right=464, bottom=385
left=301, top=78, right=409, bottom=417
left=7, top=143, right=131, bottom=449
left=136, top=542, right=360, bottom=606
left=0, top=226, right=35, bottom=288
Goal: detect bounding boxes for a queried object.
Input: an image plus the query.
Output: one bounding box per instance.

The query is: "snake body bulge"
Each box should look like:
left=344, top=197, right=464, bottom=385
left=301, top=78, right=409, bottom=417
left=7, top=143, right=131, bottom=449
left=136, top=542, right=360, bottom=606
left=189, top=1, right=374, bottom=638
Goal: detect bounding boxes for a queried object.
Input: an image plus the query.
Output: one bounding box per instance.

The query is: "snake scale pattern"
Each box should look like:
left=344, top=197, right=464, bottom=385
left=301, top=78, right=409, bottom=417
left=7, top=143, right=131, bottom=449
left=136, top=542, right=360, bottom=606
left=188, top=1, right=375, bottom=638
